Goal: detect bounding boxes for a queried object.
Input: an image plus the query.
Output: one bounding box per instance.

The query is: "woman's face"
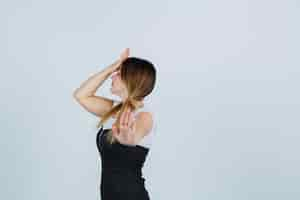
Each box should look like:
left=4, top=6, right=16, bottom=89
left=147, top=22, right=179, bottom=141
left=110, top=70, right=127, bottom=97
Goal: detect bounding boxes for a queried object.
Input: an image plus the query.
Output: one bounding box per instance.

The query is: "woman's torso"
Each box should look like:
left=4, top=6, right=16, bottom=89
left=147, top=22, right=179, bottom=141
left=95, top=99, right=155, bottom=199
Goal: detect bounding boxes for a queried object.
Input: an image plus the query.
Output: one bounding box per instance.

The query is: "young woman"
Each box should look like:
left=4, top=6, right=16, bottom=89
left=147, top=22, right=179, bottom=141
left=73, top=48, right=156, bottom=200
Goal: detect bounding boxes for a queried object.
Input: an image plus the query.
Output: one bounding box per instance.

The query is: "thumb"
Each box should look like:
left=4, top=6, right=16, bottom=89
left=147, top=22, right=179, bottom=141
left=112, top=124, right=118, bottom=135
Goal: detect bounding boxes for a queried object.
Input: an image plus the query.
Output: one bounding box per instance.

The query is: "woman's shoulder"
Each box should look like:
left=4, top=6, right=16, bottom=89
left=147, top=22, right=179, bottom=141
left=135, top=102, right=155, bottom=127
left=136, top=100, right=154, bottom=114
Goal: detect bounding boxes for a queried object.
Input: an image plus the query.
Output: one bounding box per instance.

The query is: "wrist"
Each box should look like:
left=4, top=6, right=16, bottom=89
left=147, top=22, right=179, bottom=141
left=109, top=59, right=121, bottom=71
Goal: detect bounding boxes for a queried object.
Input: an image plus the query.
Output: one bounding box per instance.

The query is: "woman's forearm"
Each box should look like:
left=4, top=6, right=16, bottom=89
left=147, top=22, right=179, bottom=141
left=73, top=60, right=119, bottom=99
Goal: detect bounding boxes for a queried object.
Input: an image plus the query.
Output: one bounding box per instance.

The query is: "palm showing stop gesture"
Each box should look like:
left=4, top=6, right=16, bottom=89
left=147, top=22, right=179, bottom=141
left=112, top=107, right=137, bottom=146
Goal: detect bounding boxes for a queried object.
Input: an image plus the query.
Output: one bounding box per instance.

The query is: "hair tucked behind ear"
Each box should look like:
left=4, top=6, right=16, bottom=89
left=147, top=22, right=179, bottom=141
left=96, top=56, right=156, bottom=145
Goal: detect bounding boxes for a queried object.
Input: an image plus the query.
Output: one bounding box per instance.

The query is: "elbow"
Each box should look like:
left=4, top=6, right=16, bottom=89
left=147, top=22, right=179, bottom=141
left=73, top=89, right=82, bottom=100
left=73, top=88, right=92, bottom=100
left=73, top=90, right=89, bottom=102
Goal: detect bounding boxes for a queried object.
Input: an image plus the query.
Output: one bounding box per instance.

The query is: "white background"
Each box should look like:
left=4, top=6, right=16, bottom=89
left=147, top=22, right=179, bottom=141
left=1, top=0, right=299, bottom=200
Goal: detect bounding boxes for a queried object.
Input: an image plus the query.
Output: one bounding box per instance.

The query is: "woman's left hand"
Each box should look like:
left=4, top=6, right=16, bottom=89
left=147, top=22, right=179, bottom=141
left=112, top=107, right=137, bottom=146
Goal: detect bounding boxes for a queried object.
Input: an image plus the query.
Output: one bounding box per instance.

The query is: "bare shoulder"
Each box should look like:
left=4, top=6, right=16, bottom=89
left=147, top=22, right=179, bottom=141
left=134, top=111, right=154, bottom=135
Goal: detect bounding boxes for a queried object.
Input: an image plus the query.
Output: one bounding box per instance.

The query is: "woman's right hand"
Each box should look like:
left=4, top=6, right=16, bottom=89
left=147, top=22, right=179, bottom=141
left=110, top=48, right=130, bottom=73
left=119, top=48, right=130, bottom=63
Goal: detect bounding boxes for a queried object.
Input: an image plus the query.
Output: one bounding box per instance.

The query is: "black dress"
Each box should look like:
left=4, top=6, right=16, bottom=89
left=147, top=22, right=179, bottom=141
left=96, top=125, right=151, bottom=200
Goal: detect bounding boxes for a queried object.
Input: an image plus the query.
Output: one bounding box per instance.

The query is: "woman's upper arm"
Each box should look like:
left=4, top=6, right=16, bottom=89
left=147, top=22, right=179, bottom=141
left=74, top=95, right=115, bottom=117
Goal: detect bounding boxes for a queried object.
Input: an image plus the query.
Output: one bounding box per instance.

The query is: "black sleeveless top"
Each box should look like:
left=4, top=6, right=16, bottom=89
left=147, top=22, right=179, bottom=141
left=96, top=125, right=151, bottom=200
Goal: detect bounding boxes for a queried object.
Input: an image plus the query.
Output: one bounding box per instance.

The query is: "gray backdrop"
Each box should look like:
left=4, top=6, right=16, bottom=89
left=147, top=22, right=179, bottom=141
left=1, top=0, right=299, bottom=200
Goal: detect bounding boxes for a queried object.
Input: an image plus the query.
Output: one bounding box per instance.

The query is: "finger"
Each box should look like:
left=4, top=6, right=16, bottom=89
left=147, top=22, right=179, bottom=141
left=125, top=48, right=130, bottom=57
left=119, top=110, right=128, bottom=133
left=128, top=112, right=135, bottom=129
left=112, top=125, right=121, bottom=140
left=120, top=108, right=126, bottom=127
left=124, top=108, right=130, bottom=126
left=120, top=48, right=129, bottom=60
left=127, top=112, right=133, bottom=127
left=112, top=124, right=118, bottom=135
left=123, top=113, right=134, bottom=139
left=122, top=107, right=130, bottom=127
left=122, top=109, right=131, bottom=131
